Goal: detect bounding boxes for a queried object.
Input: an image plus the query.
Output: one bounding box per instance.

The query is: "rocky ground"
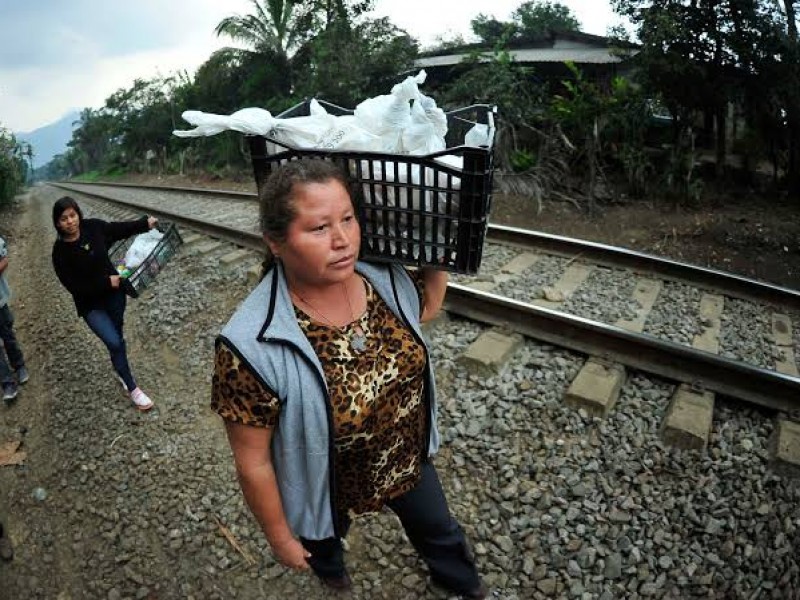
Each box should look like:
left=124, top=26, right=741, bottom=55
left=0, top=186, right=798, bottom=599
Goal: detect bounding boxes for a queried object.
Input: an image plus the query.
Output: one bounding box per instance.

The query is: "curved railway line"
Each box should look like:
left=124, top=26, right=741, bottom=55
left=51, top=180, right=800, bottom=463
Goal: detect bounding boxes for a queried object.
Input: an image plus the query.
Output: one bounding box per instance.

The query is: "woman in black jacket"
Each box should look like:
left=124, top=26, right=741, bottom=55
left=51, top=196, right=157, bottom=411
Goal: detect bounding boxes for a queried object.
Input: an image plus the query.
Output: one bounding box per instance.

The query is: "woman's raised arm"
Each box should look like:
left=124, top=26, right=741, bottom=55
left=420, top=268, right=448, bottom=323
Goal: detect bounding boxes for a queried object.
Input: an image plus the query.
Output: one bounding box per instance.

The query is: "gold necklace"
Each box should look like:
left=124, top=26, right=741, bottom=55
left=291, top=281, right=368, bottom=353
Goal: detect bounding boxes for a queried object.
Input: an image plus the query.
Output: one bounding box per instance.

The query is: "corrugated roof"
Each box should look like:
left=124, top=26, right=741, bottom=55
left=415, top=47, right=636, bottom=68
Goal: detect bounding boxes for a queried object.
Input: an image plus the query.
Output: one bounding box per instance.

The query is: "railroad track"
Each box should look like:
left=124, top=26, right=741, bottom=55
left=51, top=180, right=800, bottom=461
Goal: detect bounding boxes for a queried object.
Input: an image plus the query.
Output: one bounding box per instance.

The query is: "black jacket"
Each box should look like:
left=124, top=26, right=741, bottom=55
left=52, top=217, right=150, bottom=316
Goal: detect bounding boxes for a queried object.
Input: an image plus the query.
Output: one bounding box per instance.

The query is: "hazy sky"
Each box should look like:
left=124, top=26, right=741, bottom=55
left=0, top=1, right=621, bottom=133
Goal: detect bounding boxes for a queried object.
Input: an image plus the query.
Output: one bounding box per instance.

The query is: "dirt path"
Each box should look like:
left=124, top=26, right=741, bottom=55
left=0, top=188, right=264, bottom=598
left=0, top=189, right=84, bottom=593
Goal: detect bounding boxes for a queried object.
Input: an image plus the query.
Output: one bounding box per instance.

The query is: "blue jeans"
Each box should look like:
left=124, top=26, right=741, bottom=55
left=83, top=290, right=136, bottom=392
left=0, top=305, right=25, bottom=384
left=301, top=462, right=482, bottom=595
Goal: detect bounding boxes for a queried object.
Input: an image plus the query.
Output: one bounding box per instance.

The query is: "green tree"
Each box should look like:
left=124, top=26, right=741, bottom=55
left=189, top=50, right=252, bottom=114
left=513, top=1, right=581, bottom=38
left=293, top=17, right=417, bottom=106
left=551, top=62, right=616, bottom=208
left=39, top=152, right=74, bottom=181
left=436, top=48, right=572, bottom=209
left=0, top=126, right=27, bottom=205
left=470, top=2, right=580, bottom=46
left=296, top=0, right=375, bottom=30
left=612, top=0, right=800, bottom=195
left=215, top=0, right=305, bottom=58
left=471, top=14, right=517, bottom=45
left=214, top=0, right=302, bottom=99
left=213, top=0, right=377, bottom=104
left=69, top=108, right=116, bottom=173
left=104, top=78, right=177, bottom=171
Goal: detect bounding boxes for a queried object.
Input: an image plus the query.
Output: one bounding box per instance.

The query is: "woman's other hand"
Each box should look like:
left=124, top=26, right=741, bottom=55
left=271, top=537, right=311, bottom=570
left=109, top=275, right=121, bottom=289
left=147, top=216, right=159, bottom=230
left=225, top=422, right=306, bottom=572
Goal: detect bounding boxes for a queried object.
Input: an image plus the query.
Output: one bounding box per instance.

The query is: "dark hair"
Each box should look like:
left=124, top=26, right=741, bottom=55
left=259, top=159, right=354, bottom=276
left=52, top=196, right=83, bottom=235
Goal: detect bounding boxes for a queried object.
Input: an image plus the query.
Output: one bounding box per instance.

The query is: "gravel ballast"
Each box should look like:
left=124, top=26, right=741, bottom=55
left=1, top=188, right=798, bottom=599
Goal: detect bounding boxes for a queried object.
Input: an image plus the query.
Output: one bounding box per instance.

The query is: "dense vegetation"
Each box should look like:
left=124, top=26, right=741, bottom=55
left=37, top=0, right=800, bottom=205
left=0, top=126, right=31, bottom=206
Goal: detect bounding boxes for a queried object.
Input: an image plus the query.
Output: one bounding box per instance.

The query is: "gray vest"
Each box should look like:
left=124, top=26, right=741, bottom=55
left=219, top=261, right=440, bottom=540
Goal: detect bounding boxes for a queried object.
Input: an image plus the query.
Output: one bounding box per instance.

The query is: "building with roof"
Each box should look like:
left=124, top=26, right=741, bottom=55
left=414, top=31, right=640, bottom=90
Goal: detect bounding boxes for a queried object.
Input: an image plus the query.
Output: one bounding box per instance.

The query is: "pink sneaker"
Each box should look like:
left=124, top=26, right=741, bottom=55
left=130, top=388, right=154, bottom=411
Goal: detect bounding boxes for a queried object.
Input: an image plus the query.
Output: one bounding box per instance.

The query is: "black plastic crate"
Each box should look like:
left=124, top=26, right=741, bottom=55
left=109, top=222, right=183, bottom=298
left=247, top=100, right=496, bottom=274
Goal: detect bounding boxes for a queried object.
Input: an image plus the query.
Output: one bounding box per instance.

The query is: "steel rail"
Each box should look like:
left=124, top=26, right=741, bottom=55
left=61, top=180, right=800, bottom=310
left=51, top=182, right=800, bottom=411
left=489, top=225, right=800, bottom=311
left=51, top=183, right=264, bottom=251
left=59, top=180, right=258, bottom=201
left=445, top=283, right=800, bottom=413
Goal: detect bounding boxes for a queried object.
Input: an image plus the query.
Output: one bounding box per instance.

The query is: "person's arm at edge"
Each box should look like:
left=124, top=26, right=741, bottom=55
left=224, top=421, right=311, bottom=570
left=0, top=257, right=7, bottom=275
left=420, top=267, right=448, bottom=323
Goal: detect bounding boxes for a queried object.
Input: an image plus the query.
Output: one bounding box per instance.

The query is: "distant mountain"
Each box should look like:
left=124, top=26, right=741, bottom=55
left=16, top=110, right=80, bottom=169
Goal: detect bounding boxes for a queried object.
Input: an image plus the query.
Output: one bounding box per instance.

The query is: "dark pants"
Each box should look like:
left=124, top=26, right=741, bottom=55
left=83, top=291, right=136, bottom=392
left=301, top=462, right=482, bottom=596
left=0, top=305, right=25, bottom=384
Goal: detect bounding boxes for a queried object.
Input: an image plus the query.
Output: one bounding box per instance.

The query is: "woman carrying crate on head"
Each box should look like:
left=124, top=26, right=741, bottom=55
left=211, top=159, right=487, bottom=598
left=51, top=196, right=158, bottom=411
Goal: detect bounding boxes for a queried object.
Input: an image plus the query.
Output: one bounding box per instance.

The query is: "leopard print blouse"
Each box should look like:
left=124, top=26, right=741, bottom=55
left=211, top=273, right=428, bottom=520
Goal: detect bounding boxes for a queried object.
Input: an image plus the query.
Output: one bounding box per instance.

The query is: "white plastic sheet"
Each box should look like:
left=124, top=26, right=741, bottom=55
left=124, top=229, right=164, bottom=269
left=172, top=70, right=471, bottom=156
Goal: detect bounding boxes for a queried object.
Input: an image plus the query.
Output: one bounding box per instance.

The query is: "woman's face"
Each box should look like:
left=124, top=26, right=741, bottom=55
left=267, top=178, right=360, bottom=289
left=57, top=207, right=81, bottom=240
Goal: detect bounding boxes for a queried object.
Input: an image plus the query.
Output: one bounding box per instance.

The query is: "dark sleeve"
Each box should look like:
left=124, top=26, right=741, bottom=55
left=52, top=244, right=111, bottom=297
left=103, top=216, right=150, bottom=245
left=211, top=337, right=281, bottom=428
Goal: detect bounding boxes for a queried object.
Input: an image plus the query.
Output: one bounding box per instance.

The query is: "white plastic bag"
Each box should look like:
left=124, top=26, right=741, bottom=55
left=262, top=100, right=379, bottom=152
left=173, top=107, right=277, bottom=138
left=172, top=70, right=454, bottom=157
left=267, top=99, right=336, bottom=148
left=357, top=157, right=462, bottom=212
left=357, top=156, right=465, bottom=260
left=351, top=70, right=448, bottom=155
left=402, top=99, right=446, bottom=155
left=124, top=230, right=164, bottom=270
left=465, top=123, right=491, bottom=147
left=315, top=115, right=381, bottom=152
left=353, top=71, right=421, bottom=152
left=414, top=89, right=448, bottom=139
